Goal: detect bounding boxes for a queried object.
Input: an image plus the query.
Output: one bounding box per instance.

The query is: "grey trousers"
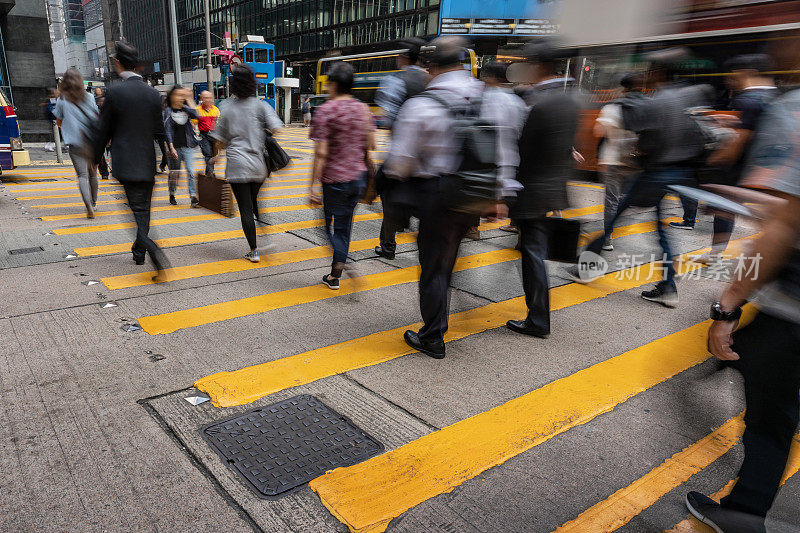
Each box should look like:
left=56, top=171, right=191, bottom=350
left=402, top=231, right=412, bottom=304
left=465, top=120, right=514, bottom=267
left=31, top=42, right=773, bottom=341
left=68, top=146, right=98, bottom=215
left=602, top=165, right=638, bottom=238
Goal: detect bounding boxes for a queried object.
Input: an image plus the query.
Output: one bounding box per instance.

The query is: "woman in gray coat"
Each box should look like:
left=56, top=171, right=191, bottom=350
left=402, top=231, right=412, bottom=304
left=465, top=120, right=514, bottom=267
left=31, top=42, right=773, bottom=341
left=211, top=66, right=283, bottom=263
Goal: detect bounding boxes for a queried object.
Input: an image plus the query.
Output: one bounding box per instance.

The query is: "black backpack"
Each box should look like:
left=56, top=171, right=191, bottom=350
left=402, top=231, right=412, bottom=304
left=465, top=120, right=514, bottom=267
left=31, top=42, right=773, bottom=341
left=417, top=91, right=500, bottom=215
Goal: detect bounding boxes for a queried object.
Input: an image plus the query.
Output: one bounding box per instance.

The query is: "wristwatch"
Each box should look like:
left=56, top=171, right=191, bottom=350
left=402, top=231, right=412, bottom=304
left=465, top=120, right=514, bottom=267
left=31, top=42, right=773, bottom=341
left=710, top=301, right=742, bottom=322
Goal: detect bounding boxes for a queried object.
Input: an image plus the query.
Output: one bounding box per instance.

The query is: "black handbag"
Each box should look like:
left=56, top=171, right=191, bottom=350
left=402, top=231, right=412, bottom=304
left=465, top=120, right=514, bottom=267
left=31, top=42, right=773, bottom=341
left=263, top=130, right=290, bottom=173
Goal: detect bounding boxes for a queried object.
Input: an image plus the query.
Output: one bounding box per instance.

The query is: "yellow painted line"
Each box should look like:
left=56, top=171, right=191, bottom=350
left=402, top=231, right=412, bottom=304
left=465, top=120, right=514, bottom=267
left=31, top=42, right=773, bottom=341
left=103, top=219, right=404, bottom=290
left=104, top=204, right=604, bottom=289
left=30, top=191, right=307, bottom=209
left=15, top=178, right=310, bottom=199
left=666, top=432, right=800, bottom=533
left=308, top=306, right=758, bottom=533
left=74, top=212, right=384, bottom=257
left=139, top=247, right=520, bottom=334
left=554, top=413, right=746, bottom=532
left=53, top=213, right=229, bottom=235
left=9, top=173, right=312, bottom=193
left=195, top=238, right=749, bottom=409
left=41, top=198, right=327, bottom=221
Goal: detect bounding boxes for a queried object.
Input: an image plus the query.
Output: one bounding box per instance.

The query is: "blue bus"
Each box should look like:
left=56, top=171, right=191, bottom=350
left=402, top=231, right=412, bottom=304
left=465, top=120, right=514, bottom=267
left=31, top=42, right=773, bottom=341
left=241, top=41, right=277, bottom=109
left=0, top=89, right=29, bottom=172
left=189, top=43, right=278, bottom=108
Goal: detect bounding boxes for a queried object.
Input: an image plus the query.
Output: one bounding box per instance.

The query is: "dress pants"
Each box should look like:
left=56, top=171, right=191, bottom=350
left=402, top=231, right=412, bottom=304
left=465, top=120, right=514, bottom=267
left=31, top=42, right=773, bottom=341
left=411, top=178, right=474, bottom=343
left=122, top=181, right=165, bottom=268
left=723, top=312, right=800, bottom=518
left=515, top=218, right=551, bottom=333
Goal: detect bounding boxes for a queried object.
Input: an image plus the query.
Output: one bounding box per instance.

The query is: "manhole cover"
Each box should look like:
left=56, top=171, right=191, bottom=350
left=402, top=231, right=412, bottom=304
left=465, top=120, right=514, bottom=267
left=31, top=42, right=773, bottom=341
left=202, top=394, right=383, bottom=500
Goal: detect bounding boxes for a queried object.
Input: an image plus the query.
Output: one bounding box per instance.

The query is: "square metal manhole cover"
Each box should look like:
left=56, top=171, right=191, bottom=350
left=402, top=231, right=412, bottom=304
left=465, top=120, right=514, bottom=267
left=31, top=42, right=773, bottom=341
left=9, top=246, right=44, bottom=255
left=202, top=394, right=384, bottom=499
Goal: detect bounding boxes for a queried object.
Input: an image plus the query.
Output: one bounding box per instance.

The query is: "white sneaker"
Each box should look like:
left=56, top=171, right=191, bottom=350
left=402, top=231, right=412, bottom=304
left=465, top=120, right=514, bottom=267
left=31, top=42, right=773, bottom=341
left=602, top=239, right=614, bottom=252
left=245, top=250, right=260, bottom=263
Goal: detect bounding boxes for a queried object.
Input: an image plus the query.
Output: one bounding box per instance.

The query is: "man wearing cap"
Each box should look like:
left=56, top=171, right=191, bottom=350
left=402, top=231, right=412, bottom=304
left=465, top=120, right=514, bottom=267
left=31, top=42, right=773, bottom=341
left=94, top=41, right=169, bottom=277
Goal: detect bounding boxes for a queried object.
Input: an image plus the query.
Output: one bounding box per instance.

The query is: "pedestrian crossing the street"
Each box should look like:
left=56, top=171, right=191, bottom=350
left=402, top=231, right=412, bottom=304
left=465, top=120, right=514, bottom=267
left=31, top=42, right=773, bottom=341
left=1, top=128, right=793, bottom=533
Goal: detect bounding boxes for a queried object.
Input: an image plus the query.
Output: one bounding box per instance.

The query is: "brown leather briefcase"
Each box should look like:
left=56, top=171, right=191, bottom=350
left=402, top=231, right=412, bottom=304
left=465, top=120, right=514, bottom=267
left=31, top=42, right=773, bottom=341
left=197, top=173, right=234, bottom=217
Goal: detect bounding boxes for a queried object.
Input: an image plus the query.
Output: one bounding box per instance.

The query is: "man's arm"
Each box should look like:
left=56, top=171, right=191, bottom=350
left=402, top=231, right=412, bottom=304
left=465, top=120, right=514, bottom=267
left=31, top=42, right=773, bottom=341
left=375, top=75, right=406, bottom=129
left=709, top=193, right=800, bottom=360
left=93, top=93, right=114, bottom=165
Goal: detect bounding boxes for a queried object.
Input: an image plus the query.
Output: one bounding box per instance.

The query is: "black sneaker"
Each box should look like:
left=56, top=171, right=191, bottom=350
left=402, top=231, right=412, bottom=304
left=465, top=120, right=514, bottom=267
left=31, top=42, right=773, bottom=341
left=322, top=274, right=340, bottom=290
left=190, top=196, right=199, bottom=208
left=169, top=195, right=177, bottom=206
left=641, top=283, right=678, bottom=308
left=669, top=221, right=695, bottom=230
left=403, top=330, right=445, bottom=359
left=685, top=492, right=767, bottom=533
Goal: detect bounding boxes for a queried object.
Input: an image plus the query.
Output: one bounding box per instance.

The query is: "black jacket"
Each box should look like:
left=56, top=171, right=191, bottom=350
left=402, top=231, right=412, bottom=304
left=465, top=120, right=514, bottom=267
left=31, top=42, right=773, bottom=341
left=511, top=80, right=581, bottom=219
left=94, top=75, right=165, bottom=182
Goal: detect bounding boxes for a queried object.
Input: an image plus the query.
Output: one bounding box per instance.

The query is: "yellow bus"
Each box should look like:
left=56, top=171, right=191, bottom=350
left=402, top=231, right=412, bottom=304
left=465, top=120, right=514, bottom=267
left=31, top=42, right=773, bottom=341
left=316, top=47, right=478, bottom=117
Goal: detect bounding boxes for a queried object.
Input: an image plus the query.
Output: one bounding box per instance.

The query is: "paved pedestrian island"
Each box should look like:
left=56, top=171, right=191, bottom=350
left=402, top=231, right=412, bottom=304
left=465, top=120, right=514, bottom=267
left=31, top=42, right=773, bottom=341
left=1, top=127, right=798, bottom=532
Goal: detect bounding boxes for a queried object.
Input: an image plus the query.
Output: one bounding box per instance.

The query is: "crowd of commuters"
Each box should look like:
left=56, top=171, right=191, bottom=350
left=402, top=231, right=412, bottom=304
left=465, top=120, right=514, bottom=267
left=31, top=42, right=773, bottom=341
left=48, top=34, right=800, bottom=532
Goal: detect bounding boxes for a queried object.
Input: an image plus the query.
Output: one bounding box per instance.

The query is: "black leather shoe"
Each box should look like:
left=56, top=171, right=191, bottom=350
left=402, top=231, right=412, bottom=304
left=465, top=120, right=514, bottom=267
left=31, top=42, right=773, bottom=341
left=374, top=246, right=395, bottom=260
left=404, top=330, right=445, bottom=359
left=506, top=319, right=550, bottom=338
left=133, top=257, right=145, bottom=265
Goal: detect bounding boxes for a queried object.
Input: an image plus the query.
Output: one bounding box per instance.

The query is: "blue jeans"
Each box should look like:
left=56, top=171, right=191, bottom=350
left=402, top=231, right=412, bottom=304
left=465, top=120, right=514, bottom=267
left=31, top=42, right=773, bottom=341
left=168, top=146, right=198, bottom=198
left=323, top=179, right=365, bottom=268
left=587, top=167, right=693, bottom=288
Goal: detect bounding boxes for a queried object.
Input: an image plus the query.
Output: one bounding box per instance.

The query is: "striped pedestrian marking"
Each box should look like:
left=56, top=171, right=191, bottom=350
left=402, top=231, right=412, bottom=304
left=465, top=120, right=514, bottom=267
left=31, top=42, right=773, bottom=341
left=194, top=239, right=750, bottom=409
left=554, top=413, right=747, bottom=532
left=53, top=213, right=229, bottom=235
left=31, top=190, right=308, bottom=209
left=14, top=179, right=311, bottom=201
left=306, top=307, right=759, bottom=533
left=8, top=173, right=312, bottom=194
left=138, top=247, right=521, bottom=334
left=666, top=434, right=800, bottom=532
left=72, top=212, right=385, bottom=257
left=105, top=210, right=656, bottom=294
left=558, top=417, right=800, bottom=533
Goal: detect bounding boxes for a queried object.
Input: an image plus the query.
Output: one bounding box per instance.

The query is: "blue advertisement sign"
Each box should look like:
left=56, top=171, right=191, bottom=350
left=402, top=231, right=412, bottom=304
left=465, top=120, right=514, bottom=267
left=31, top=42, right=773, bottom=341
left=439, top=0, right=558, bottom=36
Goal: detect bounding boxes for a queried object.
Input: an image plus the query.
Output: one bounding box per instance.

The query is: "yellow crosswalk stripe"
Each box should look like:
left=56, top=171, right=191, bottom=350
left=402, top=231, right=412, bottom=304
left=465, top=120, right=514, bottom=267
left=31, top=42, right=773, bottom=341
left=100, top=205, right=603, bottom=286
left=73, top=212, right=384, bottom=257
left=554, top=413, right=746, bottom=532
left=138, top=247, right=520, bottom=334
left=665, top=433, right=800, bottom=533
left=103, top=227, right=413, bottom=290
left=307, top=305, right=758, bottom=533
left=194, top=239, right=749, bottom=409
left=15, top=180, right=310, bottom=201
left=31, top=190, right=307, bottom=209
left=40, top=197, right=333, bottom=221
left=53, top=213, right=227, bottom=235
left=8, top=173, right=312, bottom=193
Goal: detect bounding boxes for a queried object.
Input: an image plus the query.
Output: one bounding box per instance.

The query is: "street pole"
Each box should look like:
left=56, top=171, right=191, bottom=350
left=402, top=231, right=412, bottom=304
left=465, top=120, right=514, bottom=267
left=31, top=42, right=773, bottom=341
left=204, top=0, right=213, bottom=94
left=168, top=0, right=182, bottom=86
left=52, top=122, right=63, bottom=164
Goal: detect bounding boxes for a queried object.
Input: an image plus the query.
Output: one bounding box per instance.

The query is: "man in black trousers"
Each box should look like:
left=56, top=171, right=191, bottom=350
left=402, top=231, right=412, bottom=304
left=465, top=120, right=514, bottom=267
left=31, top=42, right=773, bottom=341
left=94, top=41, right=169, bottom=277
left=503, top=42, right=580, bottom=338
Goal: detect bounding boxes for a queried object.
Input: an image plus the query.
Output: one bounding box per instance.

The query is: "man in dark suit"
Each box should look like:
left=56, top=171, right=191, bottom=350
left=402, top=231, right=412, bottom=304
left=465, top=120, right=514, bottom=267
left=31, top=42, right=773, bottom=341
left=94, top=41, right=169, bottom=276
left=502, top=42, right=580, bottom=338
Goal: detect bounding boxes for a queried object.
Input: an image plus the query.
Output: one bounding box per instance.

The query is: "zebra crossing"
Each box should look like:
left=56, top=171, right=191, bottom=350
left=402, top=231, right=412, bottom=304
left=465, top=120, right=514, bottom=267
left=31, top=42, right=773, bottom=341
left=2, top=126, right=797, bottom=532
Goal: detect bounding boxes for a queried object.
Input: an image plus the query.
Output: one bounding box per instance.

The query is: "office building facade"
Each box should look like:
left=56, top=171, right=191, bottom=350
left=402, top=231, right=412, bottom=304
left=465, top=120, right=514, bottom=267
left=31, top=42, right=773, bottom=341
left=1, top=0, right=58, bottom=140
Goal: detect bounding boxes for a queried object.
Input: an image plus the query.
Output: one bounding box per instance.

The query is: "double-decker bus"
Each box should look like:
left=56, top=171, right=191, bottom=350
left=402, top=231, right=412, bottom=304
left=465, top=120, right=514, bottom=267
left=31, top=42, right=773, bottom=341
left=187, top=41, right=279, bottom=108
left=552, top=0, right=800, bottom=175
left=0, top=88, right=29, bottom=172
left=316, top=47, right=478, bottom=118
